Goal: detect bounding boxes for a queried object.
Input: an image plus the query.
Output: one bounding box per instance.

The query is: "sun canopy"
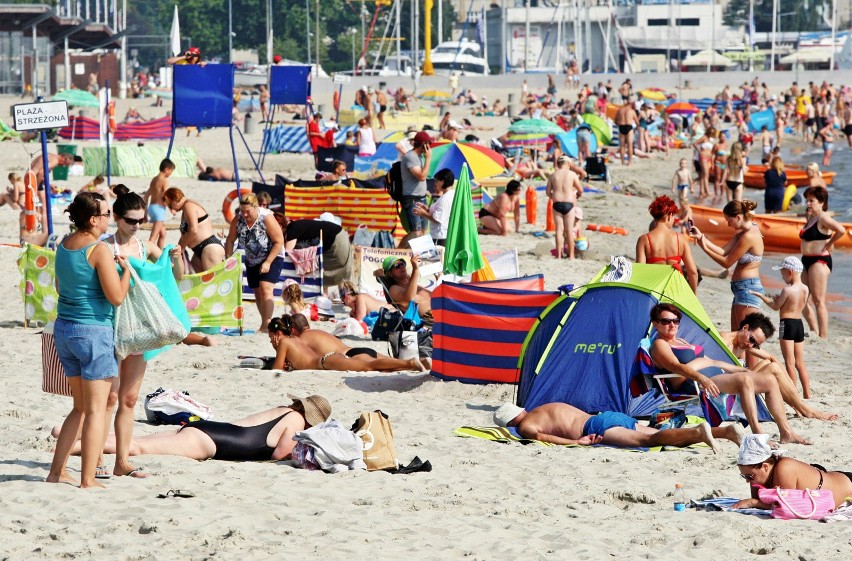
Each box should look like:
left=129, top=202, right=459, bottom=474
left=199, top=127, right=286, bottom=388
left=681, top=50, right=735, bottom=67
left=780, top=48, right=834, bottom=64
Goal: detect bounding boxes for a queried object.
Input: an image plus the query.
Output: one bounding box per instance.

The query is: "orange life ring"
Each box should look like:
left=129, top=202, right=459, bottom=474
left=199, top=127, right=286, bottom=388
left=24, top=170, right=38, bottom=232
left=222, top=188, right=252, bottom=223
left=586, top=223, right=628, bottom=236
left=332, top=90, right=340, bottom=112
left=108, top=101, right=117, bottom=133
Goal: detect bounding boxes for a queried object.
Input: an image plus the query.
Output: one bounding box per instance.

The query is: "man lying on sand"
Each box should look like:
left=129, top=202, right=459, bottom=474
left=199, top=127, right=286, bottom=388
left=494, top=402, right=744, bottom=452
left=268, top=315, right=426, bottom=372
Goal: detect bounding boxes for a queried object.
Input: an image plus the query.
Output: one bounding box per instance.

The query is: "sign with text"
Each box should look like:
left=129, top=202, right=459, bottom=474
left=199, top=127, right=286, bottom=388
left=12, top=101, right=69, bottom=132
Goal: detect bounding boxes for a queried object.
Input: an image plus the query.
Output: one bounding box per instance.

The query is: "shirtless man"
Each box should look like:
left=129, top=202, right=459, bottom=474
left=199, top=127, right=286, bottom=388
left=143, top=158, right=174, bottom=249
left=546, top=156, right=583, bottom=259
left=30, top=152, right=74, bottom=186
left=268, top=315, right=425, bottom=371
left=288, top=314, right=429, bottom=370
left=375, top=89, right=388, bottom=129
left=717, top=312, right=836, bottom=421
left=618, top=79, right=632, bottom=102
left=615, top=98, right=639, bottom=166
left=478, top=179, right=521, bottom=236
left=494, top=402, right=744, bottom=452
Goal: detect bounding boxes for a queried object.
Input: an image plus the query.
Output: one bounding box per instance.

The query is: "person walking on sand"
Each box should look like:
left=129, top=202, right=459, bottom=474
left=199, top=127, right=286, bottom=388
left=143, top=158, right=174, bottom=249
left=615, top=97, right=639, bottom=166
left=546, top=155, right=583, bottom=259
left=493, top=402, right=744, bottom=452
left=750, top=257, right=812, bottom=399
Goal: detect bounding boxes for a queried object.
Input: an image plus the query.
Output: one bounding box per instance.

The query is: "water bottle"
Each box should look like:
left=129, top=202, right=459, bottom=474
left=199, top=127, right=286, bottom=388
left=673, top=483, right=687, bottom=512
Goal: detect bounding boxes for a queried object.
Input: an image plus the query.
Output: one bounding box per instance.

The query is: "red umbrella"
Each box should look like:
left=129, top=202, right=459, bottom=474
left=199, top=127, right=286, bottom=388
left=666, top=101, right=700, bottom=115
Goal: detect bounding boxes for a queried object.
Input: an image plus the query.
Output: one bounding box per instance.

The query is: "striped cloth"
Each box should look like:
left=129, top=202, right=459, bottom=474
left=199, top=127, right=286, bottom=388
left=41, top=324, right=71, bottom=396
left=82, top=145, right=196, bottom=178
left=114, top=116, right=172, bottom=140
left=238, top=245, right=324, bottom=303
left=262, top=124, right=358, bottom=154
left=58, top=116, right=100, bottom=140
left=453, top=426, right=581, bottom=447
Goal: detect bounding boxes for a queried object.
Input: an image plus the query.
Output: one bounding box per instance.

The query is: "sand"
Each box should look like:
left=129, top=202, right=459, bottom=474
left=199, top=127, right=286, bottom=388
left=1, top=80, right=851, bottom=560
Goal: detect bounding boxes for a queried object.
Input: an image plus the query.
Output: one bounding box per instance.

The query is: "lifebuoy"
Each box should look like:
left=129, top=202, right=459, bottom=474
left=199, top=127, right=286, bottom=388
left=332, top=90, right=340, bottom=112
left=586, top=223, right=628, bottom=236
left=222, top=188, right=252, bottom=223
left=23, top=170, right=38, bottom=232
left=108, top=101, right=117, bottom=133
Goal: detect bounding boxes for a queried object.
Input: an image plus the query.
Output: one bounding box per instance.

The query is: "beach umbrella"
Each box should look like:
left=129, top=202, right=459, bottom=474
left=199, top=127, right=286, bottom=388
left=502, top=131, right=551, bottom=150
left=419, top=89, right=453, bottom=101
left=52, top=89, right=99, bottom=108
left=556, top=128, right=599, bottom=158
left=508, top=118, right=564, bottom=135
left=580, top=113, right=612, bottom=145
left=681, top=49, right=734, bottom=68
left=427, top=140, right=506, bottom=180
left=639, top=88, right=667, bottom=102
left=443, top=163, right=485, bottom=276
left=666, top=101, right=700, bottom=116
left=169, top=5, right=181, bottom=57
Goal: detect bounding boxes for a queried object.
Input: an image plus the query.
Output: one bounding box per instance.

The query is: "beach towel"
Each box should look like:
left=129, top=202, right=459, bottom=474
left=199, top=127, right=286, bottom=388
left=822, top=501, right=852, bottom=523
left=289, top=246, right=318, bottom=278
left=689, top=497, right=772, bottom=517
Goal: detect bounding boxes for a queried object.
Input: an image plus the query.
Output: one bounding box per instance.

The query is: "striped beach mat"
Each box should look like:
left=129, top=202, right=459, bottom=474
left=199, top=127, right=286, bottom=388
left=262, top=124, right=357, bottom=154
left=114, top=116, right=172, bottom=140
left=58, top=116, right=100, bottom=140
left=238, top=244, right=324, bottom=303
left=83, top=145, right=196, bottom=178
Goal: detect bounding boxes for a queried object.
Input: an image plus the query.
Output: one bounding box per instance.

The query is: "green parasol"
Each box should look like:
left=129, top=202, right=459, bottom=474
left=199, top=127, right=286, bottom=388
left=508, top=118, right=564, bottom=135
left=580, top=113, right=612, bottom=145
left=443, top=163, right=485, bottom=276
left=52, top=89, right=100, bottom=108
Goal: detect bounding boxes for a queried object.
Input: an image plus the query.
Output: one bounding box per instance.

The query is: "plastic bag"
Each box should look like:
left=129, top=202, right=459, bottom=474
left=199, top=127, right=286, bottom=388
left=114, top=263, right=189, bottom=360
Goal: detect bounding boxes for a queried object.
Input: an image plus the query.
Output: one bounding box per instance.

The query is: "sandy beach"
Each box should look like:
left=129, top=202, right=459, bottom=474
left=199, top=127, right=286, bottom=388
left=1, top=77, right=851, bottom=560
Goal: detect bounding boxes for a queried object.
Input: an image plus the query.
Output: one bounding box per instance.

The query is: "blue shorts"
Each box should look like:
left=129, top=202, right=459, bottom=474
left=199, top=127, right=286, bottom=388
left=582, top=411, right=637, bottom=436
left=400, top=196, right=428, bottom=234
left=147, top=203, right=167, bottom=222
left=53, top=319, right=118, bottom=381
left=245, top=256, right=284, bottom=289
left=731, top=277, right=763, bottom=308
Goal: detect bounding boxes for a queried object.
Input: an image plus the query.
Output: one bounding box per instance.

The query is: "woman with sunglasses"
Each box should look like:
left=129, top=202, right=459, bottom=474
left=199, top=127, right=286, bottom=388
left=47, top=192, right=131, bottom=488
left=688, top=199, right=765, bottom=331
left=163, top=187, right=225, bottom=273
left=733, top=434, right=852, bottom=510
left=338, top=280, right=388, bottom=322
left=648, top=303, right=810, bottom=445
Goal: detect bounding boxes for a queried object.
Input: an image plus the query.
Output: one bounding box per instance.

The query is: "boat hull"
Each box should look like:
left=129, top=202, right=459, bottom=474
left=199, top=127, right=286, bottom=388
left=743, top=165, right=835, bottom=189
left=690, top=204, right=852, bottom=252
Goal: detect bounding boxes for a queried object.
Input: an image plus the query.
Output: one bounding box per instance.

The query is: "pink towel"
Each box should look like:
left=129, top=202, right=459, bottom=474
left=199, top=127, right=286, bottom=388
left=289, top=246, right=318, bottom=280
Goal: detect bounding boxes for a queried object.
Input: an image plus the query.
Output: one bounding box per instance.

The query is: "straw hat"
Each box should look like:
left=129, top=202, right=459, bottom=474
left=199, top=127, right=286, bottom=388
left=288, top=394, right=332, bottom=426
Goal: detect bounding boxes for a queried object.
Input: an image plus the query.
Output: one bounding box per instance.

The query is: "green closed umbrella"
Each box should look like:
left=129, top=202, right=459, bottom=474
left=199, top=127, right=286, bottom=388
left=52, top=89, right=100, bottom=108
left=443, top=163, right=485, bottom=276
left=581, top=113, right=612, bottom=145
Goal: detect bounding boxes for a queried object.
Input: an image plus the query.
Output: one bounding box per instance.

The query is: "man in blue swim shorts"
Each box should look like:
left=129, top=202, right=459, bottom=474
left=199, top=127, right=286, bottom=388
left=494, top=402, right=744, bottom=451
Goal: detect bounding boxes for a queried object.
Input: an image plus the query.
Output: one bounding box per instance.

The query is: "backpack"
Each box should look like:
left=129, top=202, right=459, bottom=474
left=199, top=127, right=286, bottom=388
left=352, top=410, right=399, bottom=471
left=385, top=161, right=404, bottom=202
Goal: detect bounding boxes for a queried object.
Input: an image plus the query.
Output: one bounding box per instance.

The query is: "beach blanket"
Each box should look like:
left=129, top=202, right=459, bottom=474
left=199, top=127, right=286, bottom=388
left=690, top=498, right=771, bottom=517
left=83, top=145, right=196, bottom=178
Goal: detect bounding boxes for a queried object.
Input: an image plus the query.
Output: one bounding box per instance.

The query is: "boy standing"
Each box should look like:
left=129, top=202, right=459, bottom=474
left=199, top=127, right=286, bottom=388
left=671, top=158, right=693, bottom=202
left=144, top=158, right=174, bottom=249
left=751, top=256, right=812, bottom=398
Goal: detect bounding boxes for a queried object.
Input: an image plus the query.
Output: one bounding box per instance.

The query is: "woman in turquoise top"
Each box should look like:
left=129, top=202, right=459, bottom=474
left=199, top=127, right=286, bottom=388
left=47, top=192, right=131, bottom=489
left=101, top=186, right=215, bottom=479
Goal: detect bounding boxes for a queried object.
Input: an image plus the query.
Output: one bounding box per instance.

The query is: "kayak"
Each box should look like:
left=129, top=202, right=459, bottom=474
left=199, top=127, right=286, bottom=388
left=743, top=164, right=835, bottom=189
left=690, top=204, right=852, bottom=252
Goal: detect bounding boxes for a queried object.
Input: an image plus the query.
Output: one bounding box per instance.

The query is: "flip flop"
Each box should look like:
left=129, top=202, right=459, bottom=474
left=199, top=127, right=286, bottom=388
left=156, top=489, right=196, bottom=499
left=118, top=468, right=150, bottom=479
left=95, top=465, right=112, bottom=479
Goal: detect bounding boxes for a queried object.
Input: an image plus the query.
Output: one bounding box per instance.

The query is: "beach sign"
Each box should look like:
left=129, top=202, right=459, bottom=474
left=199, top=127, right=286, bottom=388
left=12, top=100, right=69, bottom=132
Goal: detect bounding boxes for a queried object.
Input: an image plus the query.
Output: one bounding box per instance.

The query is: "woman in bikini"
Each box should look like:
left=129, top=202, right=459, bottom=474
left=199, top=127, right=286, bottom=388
left=688, top=199, right=765, bottom=330
left=61, top=395, right=331, bottom=462
left=163, top=187, right=225, bottom=273
left=799, top=186, right=847, bottom=339
left=712, top=132, right=729, bottom=198
left=635, top=195, right=698, bottom=292
left=692, top=127, right=715, bottom=199
left=479, top=180, right=522, bottom=236
left=734, top=434, right=852, bottom=510
left=722, top=141, right=746, bottom=202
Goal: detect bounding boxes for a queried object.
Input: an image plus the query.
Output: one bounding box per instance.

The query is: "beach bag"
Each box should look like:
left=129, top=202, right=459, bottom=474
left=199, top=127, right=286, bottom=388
left=648, top=408, right=687, bottom=431
left=144, top=387, right=214, bottom=425
left=371, top=308, right=402, bottom=341
left=114, top=263, right=190, bottom=360
left=371, top=230, right=396, bottom=249
left=758, top=487, right=835, bottom=520
left=385, top=161, right=404, bottom=202
left=352, top=224, right=376, bottom=247
left=388, top=302, right=420, bottom=359
left=41, top=321, right=71, bottom=397
left=353, top=410, right=399, bottom=471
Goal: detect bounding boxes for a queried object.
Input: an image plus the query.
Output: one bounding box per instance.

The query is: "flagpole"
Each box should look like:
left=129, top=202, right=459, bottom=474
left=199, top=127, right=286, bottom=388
left=748, top=0, right=754, bottom=72
left=830, top=0, right=837, bottom=70
left=483, top=7, right=489, bottom=73
left=771, top=0, right=777, bottom=71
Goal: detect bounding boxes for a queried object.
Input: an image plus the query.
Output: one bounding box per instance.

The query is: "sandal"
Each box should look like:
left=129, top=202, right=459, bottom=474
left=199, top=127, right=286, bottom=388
left=95, top=465, right=112, bottom=479
left=157, top=489, right=196, bottom=499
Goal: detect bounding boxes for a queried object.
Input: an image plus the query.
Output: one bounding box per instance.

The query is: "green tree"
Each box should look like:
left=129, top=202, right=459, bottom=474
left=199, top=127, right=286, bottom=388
left=723, top=0, right=831, bottom=33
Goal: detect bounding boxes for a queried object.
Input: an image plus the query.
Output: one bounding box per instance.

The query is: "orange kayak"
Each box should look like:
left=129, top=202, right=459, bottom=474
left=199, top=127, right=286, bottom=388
left=690, top=204, right=852, bottom=252
left=743, top=164, right=835, bottom=189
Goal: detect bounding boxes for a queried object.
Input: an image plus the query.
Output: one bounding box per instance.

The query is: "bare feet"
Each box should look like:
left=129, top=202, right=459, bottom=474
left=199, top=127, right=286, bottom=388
left=46, top=471, right=77, bottom=485
left=114, top=468, right=150, bottom=479
left=411, top=358, right=428, bottom=372
left=696, top=422, right=719, bottom=454
left=805, top=409, right=839, bottom=421
left=719, top=422, right=745, bottom=446
left=200, top=336, right=217, bottom=347
left=779, top=431, right=812, bottom=445
left=80, top=479, right=107, bottom=489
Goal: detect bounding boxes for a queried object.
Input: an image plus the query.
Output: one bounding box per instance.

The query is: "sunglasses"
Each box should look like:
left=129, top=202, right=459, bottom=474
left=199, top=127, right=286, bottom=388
left=657, top=317, right=681, bottom=326
left=748, top=335, right=760, bottom=349
left=121, top=216, right=146, bottom=226
left=97, top=210, right=112, bottom=218
left=391, top=261, right=406, bottom=270
left=739, top=473, right=755, bottom=481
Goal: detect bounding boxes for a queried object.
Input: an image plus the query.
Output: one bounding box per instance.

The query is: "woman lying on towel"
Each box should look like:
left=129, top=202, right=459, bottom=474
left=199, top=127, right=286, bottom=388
left=734, top=434, right=852, bottom=510
left=267, top=315, right=426, bottom=372
left=648, top=303, right=810, bottom=445
left=58, top=396, right=330, bottom=462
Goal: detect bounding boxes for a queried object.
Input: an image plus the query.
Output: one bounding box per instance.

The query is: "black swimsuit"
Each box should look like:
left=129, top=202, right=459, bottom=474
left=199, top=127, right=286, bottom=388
left=181, top=411, right=291, bottom=461
left=180, top=213, right=209, bottom=235
left=552, top=201, right=574, bottom=215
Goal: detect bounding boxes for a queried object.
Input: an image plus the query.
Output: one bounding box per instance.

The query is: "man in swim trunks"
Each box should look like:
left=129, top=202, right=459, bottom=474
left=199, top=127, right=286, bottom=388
left=546, top=155, right=583, bottom=259
left=288, top=313, right=430, bottom=371
left=143, top=158, right=174, bottom=249
left=268, top=315, right=426, bottom=372
left=615, top=97, right=639, bottom=166
left=493, top=402, right=743, bottom=452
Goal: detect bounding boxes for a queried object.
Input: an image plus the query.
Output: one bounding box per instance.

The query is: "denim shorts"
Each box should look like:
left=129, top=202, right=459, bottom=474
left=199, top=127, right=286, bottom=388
left=731, top=277, right=764, bottom=308
left=400, top=196, right=428, bottom=234
left=53, top=318, right=118, bottom=381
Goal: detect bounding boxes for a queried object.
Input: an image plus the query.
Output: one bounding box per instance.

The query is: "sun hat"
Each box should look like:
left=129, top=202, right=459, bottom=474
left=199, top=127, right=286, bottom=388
left=316, top=211, right=342, bottom=225
left=382, top=256, right=405, bottom=274
left=315, top=296, right=334, bottom=317
left=737, top=434, right=786, bottom=465
left=575, top=207, right=584, bottom=220
left=413, top=131, right=433, bottom=145
left=448, top=119, right=461, bottom=129
left=288, top=394, right=332, bottom=426
left=494, top=402, right=524, bottom=427
left=772, top=256, right=803, bottom=274
left=282, top=278, right=298, bottom=289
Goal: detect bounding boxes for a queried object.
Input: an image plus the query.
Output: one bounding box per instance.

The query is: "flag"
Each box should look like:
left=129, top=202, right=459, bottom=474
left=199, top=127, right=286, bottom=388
left=169, top=5, right=181, bottom=56
left=477, top=7, right=486, bottom=46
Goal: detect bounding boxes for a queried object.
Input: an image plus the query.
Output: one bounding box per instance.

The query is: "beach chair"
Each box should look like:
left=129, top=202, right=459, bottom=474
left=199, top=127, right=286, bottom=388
left=584, top=152, right=610, bottom=184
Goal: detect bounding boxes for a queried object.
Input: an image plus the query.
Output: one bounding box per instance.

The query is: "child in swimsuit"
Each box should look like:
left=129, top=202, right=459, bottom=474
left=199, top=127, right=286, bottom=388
left=671, top=158, right=693, bottom=202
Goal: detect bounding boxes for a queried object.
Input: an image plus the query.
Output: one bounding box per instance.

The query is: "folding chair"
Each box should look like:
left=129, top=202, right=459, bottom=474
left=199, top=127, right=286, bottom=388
left=584, top=152, right=610, bottom=184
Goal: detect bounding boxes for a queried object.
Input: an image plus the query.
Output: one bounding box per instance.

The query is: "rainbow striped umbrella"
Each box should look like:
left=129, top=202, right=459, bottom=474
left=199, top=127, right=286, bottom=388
left=507, top=118, right=564, bottom=135
left=427, top=140, right=506, bottom=180
left=502, top=131, right=551, bottom=149
left=666, top=101, right=700, bottom=115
